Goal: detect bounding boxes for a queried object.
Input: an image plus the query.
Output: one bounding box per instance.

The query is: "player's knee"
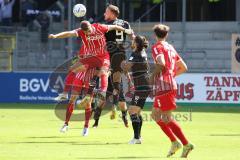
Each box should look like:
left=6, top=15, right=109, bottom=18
left=84, top=101, right=92, bottom=109
left=119, top=101, right=127, bottom=110
left=161, top=113, right=172, bottom=124
left=69, top=95, right=78, bottom=103
left=151, top=108, right=161, bottom=122
left=99, top=100, right=106, bottom=109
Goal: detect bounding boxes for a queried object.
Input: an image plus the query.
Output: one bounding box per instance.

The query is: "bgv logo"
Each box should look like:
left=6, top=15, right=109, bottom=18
left=20, top=78, right=49, bottom=92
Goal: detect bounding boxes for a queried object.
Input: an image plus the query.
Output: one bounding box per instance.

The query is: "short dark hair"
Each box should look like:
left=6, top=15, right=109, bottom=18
left=107, top=4, right=120, bottom=17
left=153, top=24, right=170, bottom=39
left=80, top=21, right=90, bottom=31
left=135, top=35, right=149, bottom=52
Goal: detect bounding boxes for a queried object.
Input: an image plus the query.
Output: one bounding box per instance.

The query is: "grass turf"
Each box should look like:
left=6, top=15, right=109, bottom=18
left=0, top=103, right=240, bottom=160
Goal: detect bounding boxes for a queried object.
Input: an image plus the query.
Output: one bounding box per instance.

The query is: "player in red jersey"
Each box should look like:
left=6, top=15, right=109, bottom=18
left=49, top=21, right=132, bottom=93
left=49, top=21, right=132, bottom=71
left=49, top=21, right=133, bottom=135
left=150, top=24, right=194, bottom=158
left=60, top=68, right=96, bottom=136
left=53, top=47, right=86, bottom=101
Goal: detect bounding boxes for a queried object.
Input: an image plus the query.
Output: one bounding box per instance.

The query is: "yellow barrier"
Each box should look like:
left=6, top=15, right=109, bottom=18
left=0, top=34, right=15, bottom=72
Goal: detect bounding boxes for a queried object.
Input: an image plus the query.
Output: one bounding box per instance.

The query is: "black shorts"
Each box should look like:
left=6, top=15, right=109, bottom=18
left=131, top=88, right=150, bottom=109
left=106, top=76, right=125, bottom=102
left=110, top=51, right=126, bottom=73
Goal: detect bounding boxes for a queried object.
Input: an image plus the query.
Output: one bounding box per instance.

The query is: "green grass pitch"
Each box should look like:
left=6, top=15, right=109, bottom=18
left=0, top=103, right=240, bottom=160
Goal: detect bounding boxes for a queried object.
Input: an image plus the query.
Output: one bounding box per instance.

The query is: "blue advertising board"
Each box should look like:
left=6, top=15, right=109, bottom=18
left=0, top=72, right=65, bottom=103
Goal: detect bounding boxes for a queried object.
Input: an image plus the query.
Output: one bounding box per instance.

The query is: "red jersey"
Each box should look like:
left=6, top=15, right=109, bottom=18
left=75, top=23, right=109, bottom=57
left=78, top=46, right=84, bottom=57
left=152, top=41, right=181, bottom=95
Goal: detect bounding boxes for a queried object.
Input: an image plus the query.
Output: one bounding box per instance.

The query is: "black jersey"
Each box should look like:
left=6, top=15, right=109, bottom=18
left=128, top=50, right=150, bottom=90
left=105, top=19, right=131, bottom=53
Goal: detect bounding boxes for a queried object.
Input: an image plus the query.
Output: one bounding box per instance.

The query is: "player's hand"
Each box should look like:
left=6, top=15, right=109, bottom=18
left=124, top=29, right=133, bottom=35
left=48, top=34, right=57, bottom=39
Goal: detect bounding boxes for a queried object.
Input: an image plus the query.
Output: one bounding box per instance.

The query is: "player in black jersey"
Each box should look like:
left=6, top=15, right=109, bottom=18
left=121, top=35, right=151, bottom=144
left=92, top=4, right=134, bottom=128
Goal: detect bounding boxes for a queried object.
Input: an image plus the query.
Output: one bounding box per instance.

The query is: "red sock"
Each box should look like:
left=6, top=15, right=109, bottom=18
left=100, top=74, right=108, bottom=92
left=167, top=120, right=189, bottom=145
left=157, top=120, right=177, bottom=142
left=65, top=103, right=74, bottom=125
left=84, top=106, right=92, bottom=128
left=64, top=71, right=76, bottom=92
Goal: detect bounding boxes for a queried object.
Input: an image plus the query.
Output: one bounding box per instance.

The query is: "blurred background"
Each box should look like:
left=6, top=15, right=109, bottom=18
left=0, top=0, right=239, bottom=103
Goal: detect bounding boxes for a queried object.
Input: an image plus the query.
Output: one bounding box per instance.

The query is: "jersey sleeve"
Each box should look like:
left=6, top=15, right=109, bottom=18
left=175, top=52, right=181, bottom=61
left=74, top=28, right=82, bottom=38
left=98, top=24, right=109, bottom=33
left=124, top=21, right=130, bottom=29
left=171, top=45, right=181, bottom=61
left=152, top=45, right=164, bottom=63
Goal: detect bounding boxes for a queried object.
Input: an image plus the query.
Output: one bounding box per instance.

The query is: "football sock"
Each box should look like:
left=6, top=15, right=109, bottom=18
left=94, top=107, right=102, bottom=121
left=157, top=119, right=177, bottom=142
left=93, top=107, right=102, bottom=126
left=130, top=114, right=141, bottom=139
left=121, top=110, right=127, bottom=118
left=139, top=114, right=143, bottom=137
left=65, top=102, right=74, bottom=125
left=167, top=120, right=189, bottom=145
left=87, top=75, right=98, bottom=95
left=84, top=107, right=92, bottom=128
left=100, top=74, right=108, bottom=92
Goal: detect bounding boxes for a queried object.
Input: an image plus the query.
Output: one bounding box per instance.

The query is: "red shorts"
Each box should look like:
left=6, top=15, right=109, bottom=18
left=153, top=90, right=177, bottom=112
left=72, top=68, right=95, bottom=93
left=80, top=54, right=110, bottom=69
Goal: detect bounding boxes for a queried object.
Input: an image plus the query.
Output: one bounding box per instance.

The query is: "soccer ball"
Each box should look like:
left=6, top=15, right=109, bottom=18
left=73, top=4, right=86, bottom=17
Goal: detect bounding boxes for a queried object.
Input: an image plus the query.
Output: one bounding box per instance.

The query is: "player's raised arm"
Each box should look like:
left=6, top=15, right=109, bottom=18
left=48, top=30, right=78, bottom=39
left=125, top=22, right=135, bottom=40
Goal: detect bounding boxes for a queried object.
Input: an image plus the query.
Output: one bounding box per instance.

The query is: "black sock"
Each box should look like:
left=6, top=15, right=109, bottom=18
left=139, top=114, right=143, bottom=138
left=121, top=110, right=127, bottom=118
left=94, top=107, right=102, bottom=121
left=130, top=114, right=140, bottom=139
left=91, top=102, right=95, bottom=110
left=113, top=93, right=119, bottom=106
left=87, top=76, right=98, bottom=95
